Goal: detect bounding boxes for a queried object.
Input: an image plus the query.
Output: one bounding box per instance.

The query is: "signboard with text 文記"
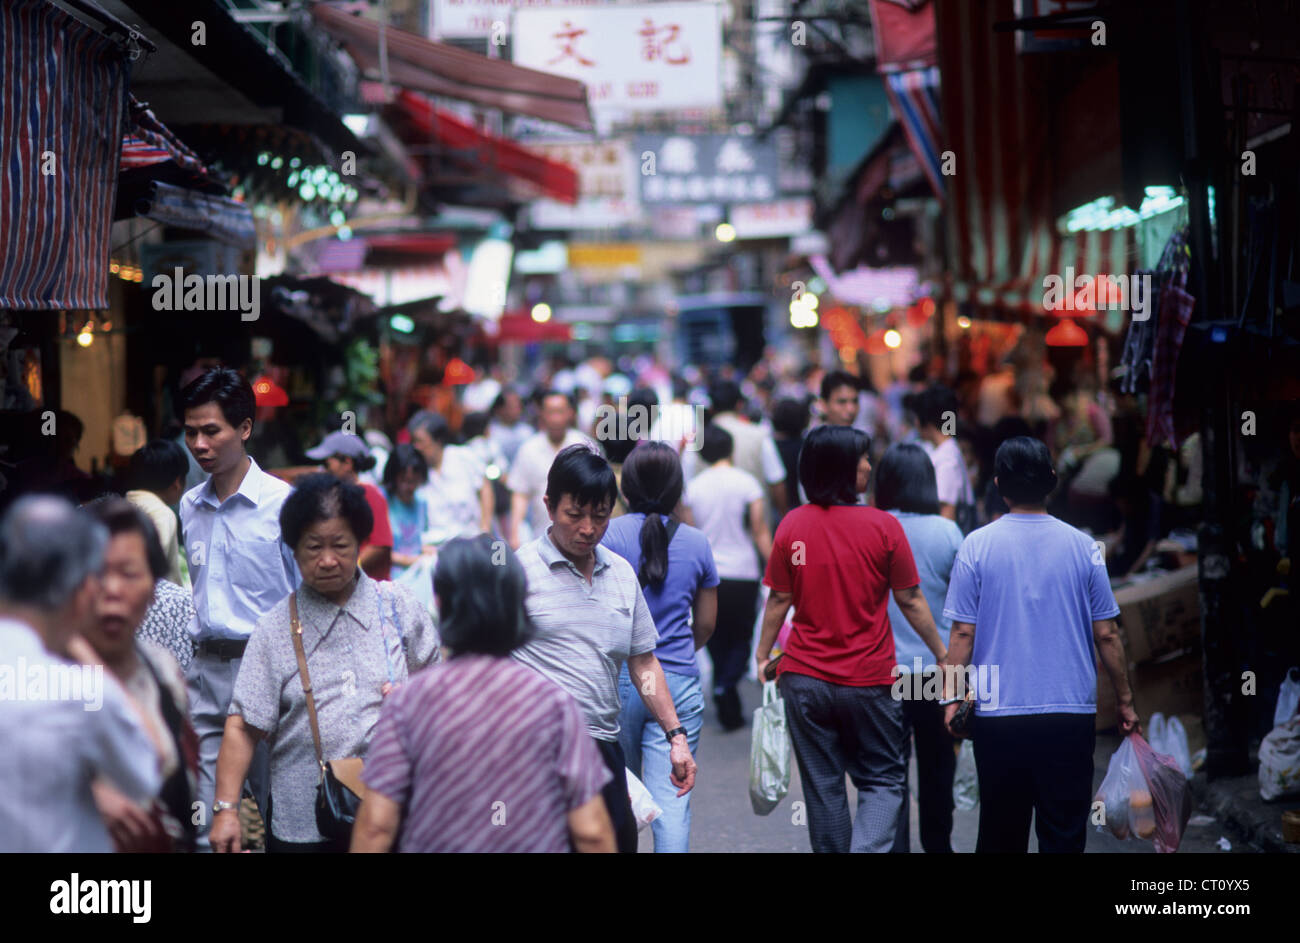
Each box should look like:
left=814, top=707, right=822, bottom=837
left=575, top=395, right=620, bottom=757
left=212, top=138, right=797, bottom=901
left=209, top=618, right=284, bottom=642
left=512, top=2, right=723, bottom=113
left=633, top=134, right=779, bottom=206
left=432, top=0, right=606, bottom=40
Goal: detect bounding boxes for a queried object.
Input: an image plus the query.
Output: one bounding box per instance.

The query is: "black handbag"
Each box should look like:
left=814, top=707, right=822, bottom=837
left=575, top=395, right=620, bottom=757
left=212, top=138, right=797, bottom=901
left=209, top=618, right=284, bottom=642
left=290, top=594, right=365, bottom=851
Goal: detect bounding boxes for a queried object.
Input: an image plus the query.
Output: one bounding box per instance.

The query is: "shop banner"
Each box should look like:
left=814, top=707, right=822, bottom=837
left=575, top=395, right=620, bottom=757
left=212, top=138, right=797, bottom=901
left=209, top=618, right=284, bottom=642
left=513, top=3, right=723, bottom=112
left=633, top=134, right=779, bottom=205
left=730, top=199, right=813, bottom=239
left=527, top=139, right=641, bottom=230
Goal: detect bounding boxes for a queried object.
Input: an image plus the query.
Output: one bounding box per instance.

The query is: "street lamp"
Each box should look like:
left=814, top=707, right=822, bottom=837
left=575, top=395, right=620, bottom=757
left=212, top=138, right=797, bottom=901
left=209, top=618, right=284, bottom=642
left=715, top=223, right=737, bottom=243
left=531, top=303, right=552, bottom=323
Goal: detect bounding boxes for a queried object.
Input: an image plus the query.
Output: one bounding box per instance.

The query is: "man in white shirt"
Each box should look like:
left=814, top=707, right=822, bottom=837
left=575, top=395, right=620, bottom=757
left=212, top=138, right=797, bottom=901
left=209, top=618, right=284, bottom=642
left=0, top=496, right=162, bottom=852
left=683, top=381, right=787, bottom=516
left=507, top=390, right=596, bottom=548
left=179, top=368, right=300, bottom=849
left=408, top=411, right=493, bottom=543
left=915, top=385, right=976, bottom=523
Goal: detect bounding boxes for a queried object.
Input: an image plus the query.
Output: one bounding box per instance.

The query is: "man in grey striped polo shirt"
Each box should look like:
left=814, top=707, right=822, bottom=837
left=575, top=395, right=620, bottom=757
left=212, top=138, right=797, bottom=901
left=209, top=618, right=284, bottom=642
left=512, top=445, right=697, bottom=853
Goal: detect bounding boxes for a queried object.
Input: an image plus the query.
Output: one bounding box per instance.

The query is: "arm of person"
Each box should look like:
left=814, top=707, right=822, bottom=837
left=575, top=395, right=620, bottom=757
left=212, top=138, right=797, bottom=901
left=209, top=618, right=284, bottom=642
left=938, top=503, right=957, bottom=521
left=479, top=479, right=494, bottom=534
left=1094, top=618, right=1140, bottom=735
left=350, top=790, right=401, bottom=853
left=391, top=551, right=421, bottom=569
left=942, top=620, right=976, bottom=733
left=508, top=491, right=531, bottom=550
left=892, top=584, right=948, bottom=662
left=673, top=498, right=696, bottom=528
left=691, top=586, right=717, bottom=650
left=92, top=779, right=165, bottom=853
left=624, top=651, right=696, bottom=796
left=209, top=715, right=265, bottom=853
left=568, top=795, right=616, bottom=853
left=754, top=589, right=793, bottom=679
left=360, top=545, right=392, bottom=579
left=748, top=498, right=774, bottom=562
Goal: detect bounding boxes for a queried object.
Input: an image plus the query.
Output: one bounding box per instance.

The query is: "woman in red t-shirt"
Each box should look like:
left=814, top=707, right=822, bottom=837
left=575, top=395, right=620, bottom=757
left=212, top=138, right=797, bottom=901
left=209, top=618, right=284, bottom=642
left=754, top=425, right=948, bottom=853
left=306, top=431, right=394, bottom=580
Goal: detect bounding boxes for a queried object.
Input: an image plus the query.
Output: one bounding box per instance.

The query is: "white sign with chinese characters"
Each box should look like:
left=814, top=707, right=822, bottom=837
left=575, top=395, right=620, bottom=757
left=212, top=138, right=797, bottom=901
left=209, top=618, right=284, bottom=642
left=512, top=2, right=723, bottom=112
left=730, top=198, right=813, bottom=239
left=527, top=139, right=641, bottom=230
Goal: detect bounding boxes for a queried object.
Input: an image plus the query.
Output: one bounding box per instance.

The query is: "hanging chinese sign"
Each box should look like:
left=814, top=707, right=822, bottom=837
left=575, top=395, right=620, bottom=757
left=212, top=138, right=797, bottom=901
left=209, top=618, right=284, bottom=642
left=632, top=134, right=780, bottom=206
left=512, top=2, right=723, bottom=113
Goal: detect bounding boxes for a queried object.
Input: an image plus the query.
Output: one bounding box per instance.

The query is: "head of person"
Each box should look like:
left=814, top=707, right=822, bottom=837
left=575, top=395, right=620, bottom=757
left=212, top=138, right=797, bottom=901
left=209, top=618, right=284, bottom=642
left=993, top=436, right=1058, bottom=509
left=461, top=411, right=489, bottom=442
left=82, top=497, right=166, bottom=667
left=620, top=442, right=684, bottom=588
left=915, top=384, right=960, bottom=438
left=699, top=423, right=734, bottom=466
left=280, top=473, right=374, bottom=599
left=305, top=431, right=375, bottom=482
left=537, top=389, right=576, bottom=441
left=129, top=439, right=190, bottom=505
left=0, top=495, right=108, bottom=651
left=407, top=411, right=452, bottom=469
left=490, top=389, right=523, bottom=426
left=180, top=367, right=255, bottom=477
left=709, top=379, right=743, bottom=416
left=543, top=444, right=617, bottom=560
left=820, top=371, right=860, bottom=427
left=799, top=425, right=872, bottom=506
left=433, top=534, right=535, bottom=657
left=873, top=443, right=940, bottom=515
left=382, top=444, right=428, bottom=505
left=770, top=397, right=810, bottom=439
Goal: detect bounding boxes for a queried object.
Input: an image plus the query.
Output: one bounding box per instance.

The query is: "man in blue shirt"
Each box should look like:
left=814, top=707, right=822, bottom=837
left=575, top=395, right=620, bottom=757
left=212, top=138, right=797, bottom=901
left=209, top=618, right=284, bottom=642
left=942, top=436, right=1137, bottom=853
left=179, top=369, right=299, bottom=849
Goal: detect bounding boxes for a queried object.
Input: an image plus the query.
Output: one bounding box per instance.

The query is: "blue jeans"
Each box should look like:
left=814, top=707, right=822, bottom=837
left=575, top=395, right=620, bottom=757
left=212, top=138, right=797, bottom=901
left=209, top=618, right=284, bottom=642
left=617, top=666, right=704, bottom=853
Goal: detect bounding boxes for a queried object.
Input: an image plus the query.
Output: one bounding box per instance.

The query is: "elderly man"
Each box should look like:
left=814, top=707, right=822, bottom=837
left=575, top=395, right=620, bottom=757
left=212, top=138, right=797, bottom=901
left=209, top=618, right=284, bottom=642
left=512, top=444, right=697, bottom=853
left=0, top=496, right=163, bottom=852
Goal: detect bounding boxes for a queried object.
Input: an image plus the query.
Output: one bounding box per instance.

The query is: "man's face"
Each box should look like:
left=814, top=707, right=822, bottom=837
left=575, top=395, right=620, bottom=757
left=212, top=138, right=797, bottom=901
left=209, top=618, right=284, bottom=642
left=540, top=395, right=574, bottom=439
left=499, top=392, right=523, bottom=425
left=184, top=403, right=250, bottom=477
left=544, top=493, right=611, bottom=560
left=411, top=427, right=441, bottom=469
left=824, top=385, right=859, bottom=426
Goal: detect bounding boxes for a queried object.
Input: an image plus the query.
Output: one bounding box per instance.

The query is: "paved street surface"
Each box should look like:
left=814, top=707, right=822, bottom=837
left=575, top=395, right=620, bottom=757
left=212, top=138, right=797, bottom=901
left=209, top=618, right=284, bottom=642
left=640, top=678, right=1256, bottom=854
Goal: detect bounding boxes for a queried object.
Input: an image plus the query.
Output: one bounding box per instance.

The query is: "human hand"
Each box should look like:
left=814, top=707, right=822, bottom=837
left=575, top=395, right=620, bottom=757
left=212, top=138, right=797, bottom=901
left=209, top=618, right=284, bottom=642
left=668, top=738, right=696, bottom=797
left=1118, top=702, right=1142, bottom=738
left=93, top=781, right=164, bottom=853
left=209, top=808, right=243, bottom=854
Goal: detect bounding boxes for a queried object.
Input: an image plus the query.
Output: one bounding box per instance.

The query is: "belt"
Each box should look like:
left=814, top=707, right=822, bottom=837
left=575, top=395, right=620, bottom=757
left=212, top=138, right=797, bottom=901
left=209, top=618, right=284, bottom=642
left=197, top=637, right=249, bottom=659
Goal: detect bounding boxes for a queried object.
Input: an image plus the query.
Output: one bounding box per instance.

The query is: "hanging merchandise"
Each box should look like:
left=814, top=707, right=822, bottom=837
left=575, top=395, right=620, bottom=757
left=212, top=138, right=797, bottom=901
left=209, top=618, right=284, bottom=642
left=1144, top=228, right=1195, bottom=447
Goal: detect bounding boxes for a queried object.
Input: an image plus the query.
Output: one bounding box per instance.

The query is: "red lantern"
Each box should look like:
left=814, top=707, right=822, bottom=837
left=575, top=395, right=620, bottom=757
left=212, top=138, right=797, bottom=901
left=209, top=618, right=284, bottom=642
left=251, top=375, right=289, bottom=407
left=1045, top=318, right=1088, bottom=347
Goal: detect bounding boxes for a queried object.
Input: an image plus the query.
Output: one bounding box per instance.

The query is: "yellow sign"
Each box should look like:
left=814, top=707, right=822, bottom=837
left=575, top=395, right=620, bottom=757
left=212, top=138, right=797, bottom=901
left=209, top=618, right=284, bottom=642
left=567, top=243, right=643, bottom=268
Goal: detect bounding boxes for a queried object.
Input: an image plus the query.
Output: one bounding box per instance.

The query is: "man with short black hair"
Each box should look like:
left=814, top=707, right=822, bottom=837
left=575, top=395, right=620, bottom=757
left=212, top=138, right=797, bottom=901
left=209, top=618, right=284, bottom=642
left=506, top=390, right=595, bottom=549
left=179, top=367, right=300, bottom=850
left=819, top=371, right=860, bottom=427
left=942, top=436, right=1138, bottom=854
left=914, top=385, right=976, bottom=525
left=511, top=444, right=697, bottom=852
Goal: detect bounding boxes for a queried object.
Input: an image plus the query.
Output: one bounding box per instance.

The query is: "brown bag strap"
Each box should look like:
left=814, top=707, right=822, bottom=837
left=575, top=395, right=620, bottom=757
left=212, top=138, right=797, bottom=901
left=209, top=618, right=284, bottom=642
left=289, top=593, right=325, bottom=773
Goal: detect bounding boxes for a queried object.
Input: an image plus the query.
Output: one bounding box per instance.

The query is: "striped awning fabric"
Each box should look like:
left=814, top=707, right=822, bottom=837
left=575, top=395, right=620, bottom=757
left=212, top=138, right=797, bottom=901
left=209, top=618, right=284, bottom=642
left=934, top=0, right=1137, bottom=324
left=120, top=96, right=208, bottom=176
left=883, top=66, right=944, bottom=200
left=0, top=0, right=129, bottom=310
left=134, top=181, right=255, bottom=249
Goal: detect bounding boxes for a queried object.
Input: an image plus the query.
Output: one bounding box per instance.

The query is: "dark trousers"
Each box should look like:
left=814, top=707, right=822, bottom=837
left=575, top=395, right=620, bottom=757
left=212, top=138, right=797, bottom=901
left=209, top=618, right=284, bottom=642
left=594, top=737, right=638, bottom=854
left=973, top=713, right=1096, bottom=853
left=779, top=672, right=907, bottom=853
left=708, top=579, right=760, bottom=694
left=892, top=693, right=957, bottom=853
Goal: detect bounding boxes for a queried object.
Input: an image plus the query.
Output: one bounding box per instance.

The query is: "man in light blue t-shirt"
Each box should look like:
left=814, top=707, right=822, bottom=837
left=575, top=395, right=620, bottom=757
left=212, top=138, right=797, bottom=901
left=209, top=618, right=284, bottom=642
left=941, top=436, right=1137, bottom=854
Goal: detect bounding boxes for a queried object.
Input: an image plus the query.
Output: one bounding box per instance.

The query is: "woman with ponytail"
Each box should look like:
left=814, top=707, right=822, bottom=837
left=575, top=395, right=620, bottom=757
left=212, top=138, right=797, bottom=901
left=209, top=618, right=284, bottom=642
left=601, top=441, right=718, bottom=852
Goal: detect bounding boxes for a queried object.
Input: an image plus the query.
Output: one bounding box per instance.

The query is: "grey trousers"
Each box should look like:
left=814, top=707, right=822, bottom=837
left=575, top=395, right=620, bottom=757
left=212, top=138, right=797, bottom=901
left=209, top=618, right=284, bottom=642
left=779, top=672, right=907, bottom=853
left=186, top=650, right=270, bottom=851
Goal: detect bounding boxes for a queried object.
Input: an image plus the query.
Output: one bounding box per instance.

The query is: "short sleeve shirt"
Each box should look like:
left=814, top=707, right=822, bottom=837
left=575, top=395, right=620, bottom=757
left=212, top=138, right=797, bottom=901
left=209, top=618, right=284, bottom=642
left=506, top=430, right=595, bottom=532
left=686, top=464, right=765, bottom=580
left=229, top=571, right=440, bottom=842
left=362, top=654, right=611, bottom=852
left=600, top=514, right=719, bottom=676
left=138, top=579, right=196, bottom=671
left=943, top=513, right=1120, bottom=716
left=511, top=528, right=658, bottom=740
left=763, top=504, right=919, bottom=686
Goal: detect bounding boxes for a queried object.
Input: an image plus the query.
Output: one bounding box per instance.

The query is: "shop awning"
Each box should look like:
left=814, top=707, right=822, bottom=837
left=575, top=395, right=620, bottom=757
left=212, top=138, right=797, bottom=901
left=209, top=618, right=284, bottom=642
left=494, top=312, right=573, bottom=343
left=120, top=95, right=209, bottom=176
left=0, top=0, right=129, bottom=310
left=935, top=0, right=1133, bottom=319
left=134, top=181, right=256, bottom=249
left=393, top=91, right=579, bottom=205
left=311, top=4, right=593, bottom=131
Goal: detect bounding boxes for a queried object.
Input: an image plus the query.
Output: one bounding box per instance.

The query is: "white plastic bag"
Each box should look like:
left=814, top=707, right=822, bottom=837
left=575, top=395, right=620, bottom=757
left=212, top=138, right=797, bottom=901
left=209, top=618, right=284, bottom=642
left=1148, top=712, right=1193, bottom=780
left=953, top=740, right=979, bottom=810
left=1275, top=667, right=1300, bottom=729
left=625, top=769, right=662, bottom=831
left=1095, top=733, right=1192, bottom=852
left=749, top=681, right=790, bottom=815
left=1258, top=715, right=1300, bottom=801
left=393, top=554, right=437, bottom=617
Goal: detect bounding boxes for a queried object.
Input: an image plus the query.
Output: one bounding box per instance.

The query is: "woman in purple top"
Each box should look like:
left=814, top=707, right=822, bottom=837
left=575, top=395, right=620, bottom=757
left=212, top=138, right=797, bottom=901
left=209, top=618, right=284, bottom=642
left=352, top=534, right=615, bottom=853
left=602, top=442, right=719, bottom=853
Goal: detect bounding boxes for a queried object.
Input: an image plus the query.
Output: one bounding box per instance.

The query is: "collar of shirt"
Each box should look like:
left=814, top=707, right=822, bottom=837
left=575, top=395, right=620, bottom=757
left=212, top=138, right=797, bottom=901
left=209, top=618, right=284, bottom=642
left=193, top=456, right=272, bottom=510
left=295, top=569, right=381, bottom=641
left=537, top=526, right=612, bottom=580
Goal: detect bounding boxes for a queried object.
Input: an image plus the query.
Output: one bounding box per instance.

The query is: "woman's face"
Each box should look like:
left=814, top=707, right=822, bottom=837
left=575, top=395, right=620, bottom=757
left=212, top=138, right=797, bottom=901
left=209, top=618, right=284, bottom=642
left=88, top=532, right=156, bottom=664
left=323, top=455, right=356, bottom=482
left=395, top=467, right=422, bottom=504
left=855, top=453, right=872, bottom=494
left=294, top=517, right=360, bottom=597
left=411, top=427, right=441, bottom=468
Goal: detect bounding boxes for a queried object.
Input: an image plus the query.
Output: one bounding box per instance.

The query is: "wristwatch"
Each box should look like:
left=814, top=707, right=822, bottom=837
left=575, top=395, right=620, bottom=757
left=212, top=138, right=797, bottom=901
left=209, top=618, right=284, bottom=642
left=664, top=725, right=688, bottom=744
left=213, top=800, right=238, bottom=815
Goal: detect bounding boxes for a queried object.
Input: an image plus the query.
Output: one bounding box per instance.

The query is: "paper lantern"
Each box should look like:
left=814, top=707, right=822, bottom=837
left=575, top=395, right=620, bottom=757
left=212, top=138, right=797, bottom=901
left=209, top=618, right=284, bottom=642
left=1045, top=318, right=1088, bottom=347
left=252, top=375, right=289, bottom=407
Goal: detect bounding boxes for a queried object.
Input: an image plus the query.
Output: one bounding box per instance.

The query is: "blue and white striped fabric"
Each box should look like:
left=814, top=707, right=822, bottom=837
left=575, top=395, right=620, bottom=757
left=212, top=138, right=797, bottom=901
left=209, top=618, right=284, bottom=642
left=884, top=65, right=944, bottom=201
left=135, top=181, right=256, bottom=249
left=0, top=0, right=129, bottom=309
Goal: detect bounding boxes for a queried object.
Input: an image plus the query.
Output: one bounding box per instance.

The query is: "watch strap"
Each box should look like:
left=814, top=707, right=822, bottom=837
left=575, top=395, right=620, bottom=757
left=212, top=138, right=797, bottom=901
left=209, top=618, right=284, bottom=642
left=665, top=725, right=688, bottom=743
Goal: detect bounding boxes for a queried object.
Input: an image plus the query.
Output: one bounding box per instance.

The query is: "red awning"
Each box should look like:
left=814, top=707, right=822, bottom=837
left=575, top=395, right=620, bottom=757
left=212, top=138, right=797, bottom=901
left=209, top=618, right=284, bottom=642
left=312, top=5, right=592, bottom=130
left=394, top=90, right=579, bottom=205
left=494, top=312, right=572, bottom=343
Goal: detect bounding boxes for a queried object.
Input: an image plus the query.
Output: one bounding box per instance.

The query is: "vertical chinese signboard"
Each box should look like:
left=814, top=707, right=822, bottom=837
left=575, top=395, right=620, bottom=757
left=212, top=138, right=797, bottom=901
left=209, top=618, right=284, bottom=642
left=512, top=2, right=723, bottom=113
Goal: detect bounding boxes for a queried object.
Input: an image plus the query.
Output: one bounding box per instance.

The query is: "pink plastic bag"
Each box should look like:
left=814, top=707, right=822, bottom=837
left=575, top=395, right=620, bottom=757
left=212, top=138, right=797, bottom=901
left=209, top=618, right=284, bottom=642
left=1094, top=732, right=1192, bottom=853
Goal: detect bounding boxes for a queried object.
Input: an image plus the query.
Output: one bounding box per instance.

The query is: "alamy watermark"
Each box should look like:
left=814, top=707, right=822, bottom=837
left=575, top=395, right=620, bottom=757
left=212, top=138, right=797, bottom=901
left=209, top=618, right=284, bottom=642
left=151, top=268, right=260, bottom=321
left=890, top=660, right=1000, bottom=710
left=0, top=659, right=103, bottom=711
left=593, top=397, right=706, bottom=452
left=1042, top=267, right=1152, bottom=321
